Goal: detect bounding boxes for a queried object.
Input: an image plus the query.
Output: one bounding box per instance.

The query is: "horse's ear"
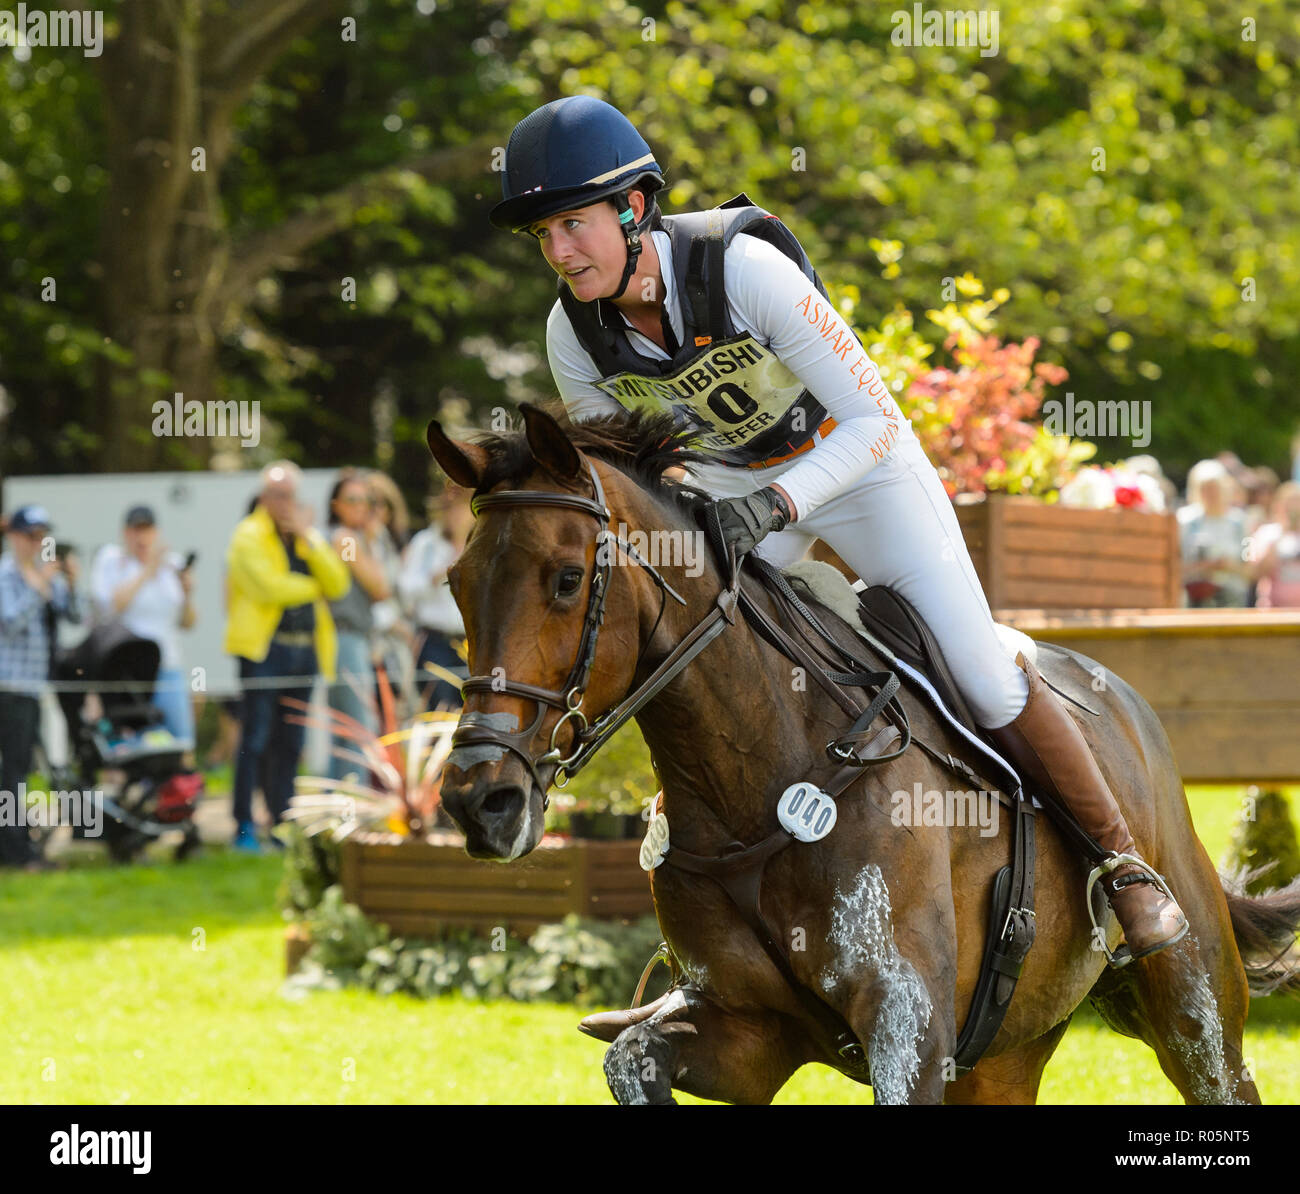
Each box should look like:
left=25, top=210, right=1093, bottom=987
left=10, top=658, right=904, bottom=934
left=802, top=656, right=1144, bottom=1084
left=426, top=420, right=488, bottom=490
left=521, top=403, right=582, bottom=482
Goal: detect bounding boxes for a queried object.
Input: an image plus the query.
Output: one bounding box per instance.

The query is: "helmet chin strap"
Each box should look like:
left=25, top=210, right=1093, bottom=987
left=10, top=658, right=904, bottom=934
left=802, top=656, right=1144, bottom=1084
left=604, top=190, right=644, bottom=302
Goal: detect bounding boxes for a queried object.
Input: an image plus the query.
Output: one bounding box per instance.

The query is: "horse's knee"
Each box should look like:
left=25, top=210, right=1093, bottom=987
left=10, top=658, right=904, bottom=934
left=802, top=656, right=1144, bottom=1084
left=603, top=1024, right=676, bottom=1106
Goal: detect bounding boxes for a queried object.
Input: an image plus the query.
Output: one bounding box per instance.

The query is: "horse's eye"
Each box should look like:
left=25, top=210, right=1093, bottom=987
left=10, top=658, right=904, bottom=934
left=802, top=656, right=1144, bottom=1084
left=554, top=567, right=584, bottom=599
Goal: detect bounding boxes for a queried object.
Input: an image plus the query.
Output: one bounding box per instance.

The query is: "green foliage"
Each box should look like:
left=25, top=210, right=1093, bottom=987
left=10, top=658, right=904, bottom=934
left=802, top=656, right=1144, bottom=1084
left=1226, top=789, right=1300, bottom=897
left=275, top=822, right=342, bottom=919
left=5, top=0, right=1300, bottom=485
left=505, top=919, right=659, bottom=1004
left=906, top=326, right=1070, bottom=496
left=491, top=0, right=1300, bottom=476
left=0, top=46, right=108, bottom=470
left=557, top=720, right=659, bottom=818
left=984, top=428, right=1098, bottom=501
left=288, top=888, right=666, bottom=1008
left=279, top=819, right=667, bottom=1004
left=846, top=270, right=1090, bottom=499
left=296, top=884, right=389, bottom=986
left=0, top=791, right=1297, bottom=1102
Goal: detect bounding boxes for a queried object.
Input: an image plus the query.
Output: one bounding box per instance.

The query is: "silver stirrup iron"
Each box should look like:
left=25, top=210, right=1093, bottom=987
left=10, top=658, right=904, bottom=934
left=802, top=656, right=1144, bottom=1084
left=632, top=943, right=673, bottom=1009
left=1084, top=852, right=1181, bottom=969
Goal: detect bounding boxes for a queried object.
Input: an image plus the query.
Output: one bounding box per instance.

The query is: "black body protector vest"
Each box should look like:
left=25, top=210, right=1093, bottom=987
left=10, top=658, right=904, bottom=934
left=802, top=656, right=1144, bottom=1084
left=558, top=194, right=840, bottom=469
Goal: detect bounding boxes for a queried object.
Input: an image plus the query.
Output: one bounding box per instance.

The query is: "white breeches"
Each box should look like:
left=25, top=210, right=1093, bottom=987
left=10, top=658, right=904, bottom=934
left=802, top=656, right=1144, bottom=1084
left=691, top=434, right=1030, bottom=729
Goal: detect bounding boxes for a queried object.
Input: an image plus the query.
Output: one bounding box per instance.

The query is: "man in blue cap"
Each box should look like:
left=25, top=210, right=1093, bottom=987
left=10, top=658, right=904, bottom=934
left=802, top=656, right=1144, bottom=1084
left=0, top=505, right=81, bottom=868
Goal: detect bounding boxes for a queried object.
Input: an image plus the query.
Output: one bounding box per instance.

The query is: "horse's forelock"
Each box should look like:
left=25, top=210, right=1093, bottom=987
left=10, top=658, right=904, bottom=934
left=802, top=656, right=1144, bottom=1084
left=470, top=407, right=708, bottom=522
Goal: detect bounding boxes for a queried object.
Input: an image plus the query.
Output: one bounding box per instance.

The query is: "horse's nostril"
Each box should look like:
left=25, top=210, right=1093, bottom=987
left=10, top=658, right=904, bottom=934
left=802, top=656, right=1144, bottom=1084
left=483, top=788, right=516, bottom=817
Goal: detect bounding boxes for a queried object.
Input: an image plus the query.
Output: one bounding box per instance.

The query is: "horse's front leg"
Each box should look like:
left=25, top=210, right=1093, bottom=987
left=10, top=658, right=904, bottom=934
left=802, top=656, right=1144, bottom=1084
left=847, top=969, right=954, bottom=1105
left=819, top=861, right=957, bottom=1105
left=600, top=987, right=803, bottom=1105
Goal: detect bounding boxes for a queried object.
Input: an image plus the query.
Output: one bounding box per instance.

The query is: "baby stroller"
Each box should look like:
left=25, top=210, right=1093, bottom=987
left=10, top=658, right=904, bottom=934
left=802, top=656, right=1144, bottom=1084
left=53, top=622, right=203, bottom=863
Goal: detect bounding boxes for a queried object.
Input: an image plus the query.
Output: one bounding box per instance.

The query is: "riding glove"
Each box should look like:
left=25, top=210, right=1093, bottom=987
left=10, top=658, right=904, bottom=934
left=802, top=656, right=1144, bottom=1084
left=711, top=487, right=792, bottom=557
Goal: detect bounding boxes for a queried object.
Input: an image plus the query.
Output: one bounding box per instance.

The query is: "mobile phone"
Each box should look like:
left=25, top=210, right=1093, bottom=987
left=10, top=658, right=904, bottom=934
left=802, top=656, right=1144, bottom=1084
left=183, top=551, right=198, bottom=571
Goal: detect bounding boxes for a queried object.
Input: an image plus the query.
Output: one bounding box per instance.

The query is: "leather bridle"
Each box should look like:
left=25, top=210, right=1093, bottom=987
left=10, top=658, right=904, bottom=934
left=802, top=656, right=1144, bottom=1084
left=450, top=459, right=741, bottom=805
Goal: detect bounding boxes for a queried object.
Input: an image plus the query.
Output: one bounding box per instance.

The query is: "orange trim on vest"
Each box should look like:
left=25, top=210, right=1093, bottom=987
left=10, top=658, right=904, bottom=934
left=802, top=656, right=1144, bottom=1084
left=745, top=416, right=838, bottom=469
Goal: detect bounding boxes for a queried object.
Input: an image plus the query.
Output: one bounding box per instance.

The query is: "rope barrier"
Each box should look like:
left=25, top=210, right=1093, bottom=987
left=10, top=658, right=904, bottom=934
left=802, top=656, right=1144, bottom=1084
left=0, top=669, right=465, bottom=695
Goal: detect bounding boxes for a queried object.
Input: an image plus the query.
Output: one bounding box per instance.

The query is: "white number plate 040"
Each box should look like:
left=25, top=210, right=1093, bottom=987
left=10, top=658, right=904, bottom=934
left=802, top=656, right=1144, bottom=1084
left=777, top=782, right=838, bottom=843
left=639, top=811, right=670, bottom=872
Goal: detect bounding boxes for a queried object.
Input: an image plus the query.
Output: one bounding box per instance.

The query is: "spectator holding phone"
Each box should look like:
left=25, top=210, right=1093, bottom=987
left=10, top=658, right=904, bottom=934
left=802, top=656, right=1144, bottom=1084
left=90, top=505, right=197, bottom=744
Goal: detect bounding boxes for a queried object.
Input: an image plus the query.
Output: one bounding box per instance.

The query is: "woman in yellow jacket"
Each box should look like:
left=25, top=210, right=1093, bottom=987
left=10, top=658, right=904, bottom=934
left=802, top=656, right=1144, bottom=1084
left=224, top=462, right=351, bottom=850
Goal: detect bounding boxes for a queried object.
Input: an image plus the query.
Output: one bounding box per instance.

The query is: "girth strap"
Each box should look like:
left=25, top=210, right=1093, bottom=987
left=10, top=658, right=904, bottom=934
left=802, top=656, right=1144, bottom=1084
left=952, top=794, right=1037, bottom=1072
left=657, top=524, right=1039, bottom=1078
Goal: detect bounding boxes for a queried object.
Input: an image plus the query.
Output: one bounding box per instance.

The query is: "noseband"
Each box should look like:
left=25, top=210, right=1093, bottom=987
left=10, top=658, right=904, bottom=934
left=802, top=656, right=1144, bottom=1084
left=451, top=459, right=737, bottom=804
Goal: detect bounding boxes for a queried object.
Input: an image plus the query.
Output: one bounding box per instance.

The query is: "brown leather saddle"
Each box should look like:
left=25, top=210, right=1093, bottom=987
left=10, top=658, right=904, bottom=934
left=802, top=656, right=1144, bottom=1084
left=856, top=584, right=981, bottom=731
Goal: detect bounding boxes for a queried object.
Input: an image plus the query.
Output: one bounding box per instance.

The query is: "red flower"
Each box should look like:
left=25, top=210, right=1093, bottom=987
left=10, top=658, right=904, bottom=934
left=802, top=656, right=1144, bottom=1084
left=902, top=330, right=1070, bottom=499
left=1113, top=485, right=1143, bottom=508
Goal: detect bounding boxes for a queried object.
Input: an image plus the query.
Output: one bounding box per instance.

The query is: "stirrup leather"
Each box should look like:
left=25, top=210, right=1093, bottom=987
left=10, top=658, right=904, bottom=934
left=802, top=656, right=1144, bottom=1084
left=1084, top=852, right=1182, bottom=969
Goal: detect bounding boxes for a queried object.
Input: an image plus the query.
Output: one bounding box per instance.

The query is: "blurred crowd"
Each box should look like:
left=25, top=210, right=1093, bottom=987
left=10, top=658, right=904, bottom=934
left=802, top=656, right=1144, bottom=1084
left=1175, top=452, right=1300, bottom=610
left=222, top=461, right=471, bottom=851
left=0, top=463, right=471, bottom=864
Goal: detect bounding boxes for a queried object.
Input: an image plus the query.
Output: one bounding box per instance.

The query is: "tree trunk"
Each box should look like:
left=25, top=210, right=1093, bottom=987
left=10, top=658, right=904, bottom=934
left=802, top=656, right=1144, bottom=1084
left=94, top=0, right=331, bottom=470
left=88, top=0, right=488, bottom=470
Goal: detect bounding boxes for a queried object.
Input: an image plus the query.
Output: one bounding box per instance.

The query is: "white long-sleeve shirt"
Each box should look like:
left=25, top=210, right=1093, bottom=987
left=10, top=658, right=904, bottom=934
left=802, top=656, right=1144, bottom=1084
left=546, top=228, right=916, bottom=519
left=399, top=529, right=465, bottom=635
left=89, top=544, right=186, bottom=669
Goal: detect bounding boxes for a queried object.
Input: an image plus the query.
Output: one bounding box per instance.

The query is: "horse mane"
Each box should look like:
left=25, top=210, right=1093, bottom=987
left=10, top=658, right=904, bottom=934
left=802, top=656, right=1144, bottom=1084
left=472, top=405, right=714, bottom=524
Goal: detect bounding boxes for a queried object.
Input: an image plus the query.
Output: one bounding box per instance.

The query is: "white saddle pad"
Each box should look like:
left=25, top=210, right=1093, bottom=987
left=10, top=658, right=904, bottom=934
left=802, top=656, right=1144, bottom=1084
left=783, top=559, right=1038, bottom=671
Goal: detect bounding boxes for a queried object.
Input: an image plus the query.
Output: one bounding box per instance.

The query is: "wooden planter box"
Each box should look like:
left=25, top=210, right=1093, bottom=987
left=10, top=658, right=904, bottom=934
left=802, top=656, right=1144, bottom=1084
left=813, top=494, right=1180, bottom=612
left=954, top=494, right=1180, bottom=611
left=339, top=830, right=654, bottom=939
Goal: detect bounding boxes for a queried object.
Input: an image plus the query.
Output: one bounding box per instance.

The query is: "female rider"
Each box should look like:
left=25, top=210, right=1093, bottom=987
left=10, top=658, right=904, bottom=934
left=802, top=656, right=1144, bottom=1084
left=490, top=96, right=1187, bottom=964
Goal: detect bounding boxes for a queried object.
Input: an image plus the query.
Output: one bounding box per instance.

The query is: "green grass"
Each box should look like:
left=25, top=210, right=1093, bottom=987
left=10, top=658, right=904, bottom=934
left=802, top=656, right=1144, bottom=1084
left=1, top=788, right=1297, bottom=1104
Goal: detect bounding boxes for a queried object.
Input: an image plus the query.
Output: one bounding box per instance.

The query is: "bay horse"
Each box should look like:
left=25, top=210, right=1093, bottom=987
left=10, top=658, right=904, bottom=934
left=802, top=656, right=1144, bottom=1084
left=426, top=402, right=1300, bottom=1105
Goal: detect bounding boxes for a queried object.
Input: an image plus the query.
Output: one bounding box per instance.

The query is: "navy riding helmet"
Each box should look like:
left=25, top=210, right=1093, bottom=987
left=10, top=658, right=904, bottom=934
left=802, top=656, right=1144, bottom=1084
left=491, top=96, right=665, bottom=300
